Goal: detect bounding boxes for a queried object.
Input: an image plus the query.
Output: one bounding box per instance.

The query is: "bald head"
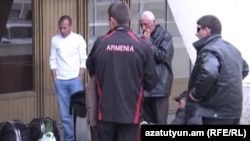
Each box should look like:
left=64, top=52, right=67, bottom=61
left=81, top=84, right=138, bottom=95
left=140, top=11, right=155, bottom=21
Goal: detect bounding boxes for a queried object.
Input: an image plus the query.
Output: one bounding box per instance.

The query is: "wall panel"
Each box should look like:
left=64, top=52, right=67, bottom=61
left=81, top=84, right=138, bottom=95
left=169, top=78, right=188, bottom=112
left=0, top=93, right=35, bottom=123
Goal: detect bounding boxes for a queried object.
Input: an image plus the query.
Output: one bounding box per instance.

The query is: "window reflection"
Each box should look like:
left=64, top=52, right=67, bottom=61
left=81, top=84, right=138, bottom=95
left=2, top=21, right=32, bottom=44
left=0, top=0, right=33, bottom=94
left=88, top=0, right=120, bottom=48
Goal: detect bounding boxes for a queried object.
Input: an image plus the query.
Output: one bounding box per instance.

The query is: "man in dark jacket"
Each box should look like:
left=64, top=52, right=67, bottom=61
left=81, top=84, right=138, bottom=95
left=139, top=10, right=174, bottom=124
left=170, top=90, right=202, bottom=125
left=86, top=2, right=157, bottom=141
left=186, top=15, right=249, bottom=125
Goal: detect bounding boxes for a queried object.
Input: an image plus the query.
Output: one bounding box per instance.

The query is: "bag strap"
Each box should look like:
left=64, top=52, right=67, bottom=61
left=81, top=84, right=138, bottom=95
left=40, top=120, right=46, bottom=136
left=7, top=120, right=22, bottom=141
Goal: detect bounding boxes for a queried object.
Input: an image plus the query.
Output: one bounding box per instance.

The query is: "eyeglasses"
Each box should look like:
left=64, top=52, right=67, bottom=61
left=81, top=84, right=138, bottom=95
left=197, top=27, right=204, bottom=32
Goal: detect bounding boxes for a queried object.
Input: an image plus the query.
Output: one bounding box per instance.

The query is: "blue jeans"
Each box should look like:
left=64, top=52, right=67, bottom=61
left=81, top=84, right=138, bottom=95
left=54, top=77, right=83, bottom=141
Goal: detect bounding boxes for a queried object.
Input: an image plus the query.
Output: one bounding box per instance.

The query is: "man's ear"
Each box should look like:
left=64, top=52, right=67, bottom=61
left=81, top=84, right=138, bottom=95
left=110, top=17, right=115, bottom=23
left=205, top=27, right=211, bottom=35
left=110, top=17, right=117, bottom=27
left=109, top=16, right=112, bottom=21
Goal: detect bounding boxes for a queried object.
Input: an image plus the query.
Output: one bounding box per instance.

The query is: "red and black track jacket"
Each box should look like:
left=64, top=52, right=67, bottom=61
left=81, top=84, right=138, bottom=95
left=86, top=25, right=157, bottom=124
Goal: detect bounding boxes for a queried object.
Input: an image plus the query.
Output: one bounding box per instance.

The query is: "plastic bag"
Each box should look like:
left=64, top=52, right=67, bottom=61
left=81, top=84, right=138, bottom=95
left=39, top=132, right=56, bottom=141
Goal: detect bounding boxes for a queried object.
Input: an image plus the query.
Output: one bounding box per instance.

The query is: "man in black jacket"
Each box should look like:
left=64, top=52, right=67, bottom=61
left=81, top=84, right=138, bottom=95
left=139, top=10, right=174, bottom=124
left=170, top=90, right=202, bottom=125
left=186, top=15, right=249, bottom=125
left=86, top=1, right=157, bottom=141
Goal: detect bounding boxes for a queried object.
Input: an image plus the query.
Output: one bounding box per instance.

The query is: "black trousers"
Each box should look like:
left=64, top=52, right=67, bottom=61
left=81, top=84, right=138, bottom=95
left=97, top=121, right=140, bottom=141
left=202, top=117, right=240, bottom=125
left=90, top=126, right=99, bottom=141
left=143, top=96, right=169, bottom=124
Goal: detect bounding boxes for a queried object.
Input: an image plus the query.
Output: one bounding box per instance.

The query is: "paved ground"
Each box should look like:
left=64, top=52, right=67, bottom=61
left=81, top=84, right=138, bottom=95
left=59, top=113, right=176, bottom=141
left=58, top=85, right=250, bottom=140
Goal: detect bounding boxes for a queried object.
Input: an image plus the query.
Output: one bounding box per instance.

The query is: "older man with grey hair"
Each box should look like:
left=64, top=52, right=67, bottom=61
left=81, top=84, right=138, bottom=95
left=139, top=10, right=174, bottom=125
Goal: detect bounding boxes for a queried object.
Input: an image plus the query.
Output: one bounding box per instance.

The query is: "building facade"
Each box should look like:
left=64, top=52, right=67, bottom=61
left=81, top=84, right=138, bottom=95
left=0, top=0, right=190, bottom=123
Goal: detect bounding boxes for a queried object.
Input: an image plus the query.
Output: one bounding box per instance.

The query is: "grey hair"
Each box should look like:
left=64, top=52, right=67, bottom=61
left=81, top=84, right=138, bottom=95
left=140, top=10, right=155, bottom=21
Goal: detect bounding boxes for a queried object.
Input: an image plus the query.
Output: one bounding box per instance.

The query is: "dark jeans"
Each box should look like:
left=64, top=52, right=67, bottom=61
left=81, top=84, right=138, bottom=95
left=202, top=117, right=240, bottom=125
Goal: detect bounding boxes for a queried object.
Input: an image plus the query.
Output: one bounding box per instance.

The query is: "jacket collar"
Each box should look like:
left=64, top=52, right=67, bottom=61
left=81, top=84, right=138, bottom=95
left=151, top=24, right=163, bottom=38
left=193, top=34, right=221, bottom=51
left=113, top=25, right=131, bottom=32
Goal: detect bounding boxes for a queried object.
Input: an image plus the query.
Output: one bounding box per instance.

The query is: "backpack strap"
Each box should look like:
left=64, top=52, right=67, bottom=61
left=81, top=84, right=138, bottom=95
left=7, top=120, right=22, bottom=141
left=40, top=119, right=46, bottom=136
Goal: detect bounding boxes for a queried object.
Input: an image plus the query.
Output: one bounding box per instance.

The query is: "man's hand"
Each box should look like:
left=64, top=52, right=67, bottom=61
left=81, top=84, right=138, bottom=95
left=141, top=28, right=150, bottom=40
left=51, top=69, right=57, bottom=80
left=78, top=68, right=85, bottom=81
left=178, top=98, right=186, bottom=109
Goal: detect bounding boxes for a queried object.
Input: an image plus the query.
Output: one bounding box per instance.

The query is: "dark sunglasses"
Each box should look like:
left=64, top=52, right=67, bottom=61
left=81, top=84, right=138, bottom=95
left=197, top=27, right=204, bottom=32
